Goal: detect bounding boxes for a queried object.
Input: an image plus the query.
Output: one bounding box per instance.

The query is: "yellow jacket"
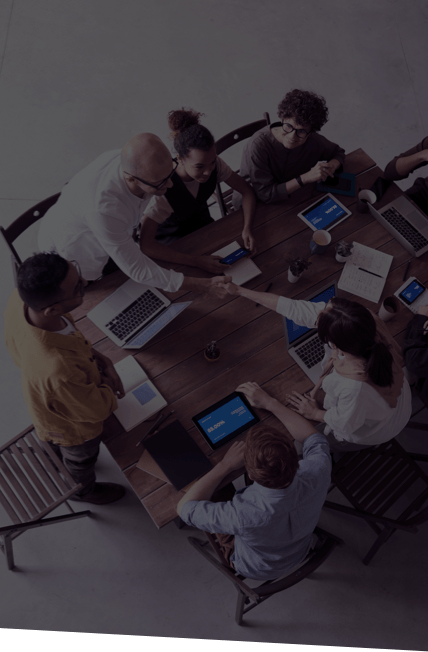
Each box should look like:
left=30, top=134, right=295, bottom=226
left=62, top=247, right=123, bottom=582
left=4, top=290, right=118, bottom=446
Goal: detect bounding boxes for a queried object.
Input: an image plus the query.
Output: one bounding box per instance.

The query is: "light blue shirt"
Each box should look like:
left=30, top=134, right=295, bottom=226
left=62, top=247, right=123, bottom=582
left=181, top=433, right=332, bottom=580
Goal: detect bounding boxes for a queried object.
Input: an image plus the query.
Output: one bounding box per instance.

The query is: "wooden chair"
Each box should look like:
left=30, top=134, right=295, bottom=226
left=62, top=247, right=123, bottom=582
left=188, top=526, right=342, bottom=625
left=323, top=438, right=428, bottom=565
left=213, top=112, right=271, bottom=217
left=0, top=425, right=90, bottom=570
left=0, top=192, right=61, bottom=285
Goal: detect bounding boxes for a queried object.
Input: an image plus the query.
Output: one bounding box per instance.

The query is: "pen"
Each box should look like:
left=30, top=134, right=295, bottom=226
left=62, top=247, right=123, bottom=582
left=136, top=409, right=175, bottom=446
left=402, top=260, right=411, bottom=282
left=359, top=267, right=382, bottom=279
left=255, top=282, right=273, bottom=307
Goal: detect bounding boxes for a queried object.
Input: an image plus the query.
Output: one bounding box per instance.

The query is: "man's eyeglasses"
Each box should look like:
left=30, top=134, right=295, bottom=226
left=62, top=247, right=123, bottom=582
left=39, top=260, right=85, bottom=310
left=124, top=158, right=178, bottom=190
left=281, top=123, right=311, bottom=139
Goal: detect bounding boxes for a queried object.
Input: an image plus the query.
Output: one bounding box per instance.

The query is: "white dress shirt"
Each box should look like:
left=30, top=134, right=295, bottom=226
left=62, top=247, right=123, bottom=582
left=38, top=149, right=184, bottom=291
left=276, top=296, right=412, bottom=444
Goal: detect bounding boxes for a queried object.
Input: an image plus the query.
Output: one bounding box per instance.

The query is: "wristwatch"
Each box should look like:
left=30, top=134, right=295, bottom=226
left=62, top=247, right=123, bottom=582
left=296, top=175, right=304, bottom=187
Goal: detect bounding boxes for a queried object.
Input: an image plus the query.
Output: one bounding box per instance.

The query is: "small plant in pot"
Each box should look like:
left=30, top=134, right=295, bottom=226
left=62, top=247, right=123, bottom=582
left=286, top=255, right=311, bottom=283
left=335, top=240, right=354, bottom=263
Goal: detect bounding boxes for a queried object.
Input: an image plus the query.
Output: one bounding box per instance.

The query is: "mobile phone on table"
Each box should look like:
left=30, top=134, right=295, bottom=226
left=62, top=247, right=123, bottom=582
left=220, top=248, right=250, bottom=265
left=322, top=176, right=351, bottom=192
left=398, top=279, right=426, bottom=305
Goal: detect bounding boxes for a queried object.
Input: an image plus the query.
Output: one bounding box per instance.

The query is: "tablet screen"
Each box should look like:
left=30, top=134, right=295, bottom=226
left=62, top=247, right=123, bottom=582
left=300, top=195, right=347, bottom=230
left=399, top=280, right=426, bottom=305
left=192, top=392, right=259, bottom=450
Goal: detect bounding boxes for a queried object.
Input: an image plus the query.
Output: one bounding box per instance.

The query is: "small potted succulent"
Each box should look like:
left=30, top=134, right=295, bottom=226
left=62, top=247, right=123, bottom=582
left=335, top=240, right=354, bottom=263
left=286, top=255, right=311, bottom=283
left=204, top=341, right=220, bottom=362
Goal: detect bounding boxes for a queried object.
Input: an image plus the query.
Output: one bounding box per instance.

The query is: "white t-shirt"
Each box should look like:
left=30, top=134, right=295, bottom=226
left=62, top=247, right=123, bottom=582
left=37, top=150, right=183, bottom=291
left=144, top=157, right=233, bottom=224
left=276, top=296, right=412, bottom=444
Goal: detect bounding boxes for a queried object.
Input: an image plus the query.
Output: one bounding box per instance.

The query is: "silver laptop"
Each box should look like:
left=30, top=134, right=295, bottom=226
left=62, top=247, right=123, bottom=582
left=282, top=281, right=337, bottom=384
left=87, top=279, right=191, bottom=349
left=367, top=195, right=428, bottom=257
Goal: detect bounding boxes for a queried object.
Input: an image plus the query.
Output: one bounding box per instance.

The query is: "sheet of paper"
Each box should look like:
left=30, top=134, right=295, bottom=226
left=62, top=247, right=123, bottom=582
left=337, top=242, right=393, bottom=303
left=212, top=241, right=262, bottom=286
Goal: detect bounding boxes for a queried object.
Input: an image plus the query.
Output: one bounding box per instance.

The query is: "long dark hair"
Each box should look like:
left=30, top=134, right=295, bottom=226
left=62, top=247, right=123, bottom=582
left=317, top=297, right=394, bottom=387
left=167, top=108, right=214, bottom=158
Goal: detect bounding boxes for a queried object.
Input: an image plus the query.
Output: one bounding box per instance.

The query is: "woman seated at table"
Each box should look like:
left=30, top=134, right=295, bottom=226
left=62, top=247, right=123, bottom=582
left=225, top=283, right=412, bottom=450
left=232, top=88, right=345, bottom=208
left=384, top=135, right=428, bottom=215
left=139, top=108, right=257, bottom=275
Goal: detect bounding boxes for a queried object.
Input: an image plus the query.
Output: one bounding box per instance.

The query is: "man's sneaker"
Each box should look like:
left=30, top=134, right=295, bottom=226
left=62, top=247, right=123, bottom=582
left=70, top=482, right=125, bottom=504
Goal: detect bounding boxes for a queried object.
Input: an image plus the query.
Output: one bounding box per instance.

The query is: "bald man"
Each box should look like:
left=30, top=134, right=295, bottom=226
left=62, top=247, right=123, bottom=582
left=38, top=134, right=229, bottom=295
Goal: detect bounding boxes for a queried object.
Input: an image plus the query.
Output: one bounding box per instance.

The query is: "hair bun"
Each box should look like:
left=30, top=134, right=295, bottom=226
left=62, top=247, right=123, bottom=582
left=167, top=108, right=204, bottom=135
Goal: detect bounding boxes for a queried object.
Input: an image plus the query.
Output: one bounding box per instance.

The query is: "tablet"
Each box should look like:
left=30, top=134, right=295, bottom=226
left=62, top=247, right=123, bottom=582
left=297, top=193, right=352, bottom=232
left=192, top=392, right=260, bottom=450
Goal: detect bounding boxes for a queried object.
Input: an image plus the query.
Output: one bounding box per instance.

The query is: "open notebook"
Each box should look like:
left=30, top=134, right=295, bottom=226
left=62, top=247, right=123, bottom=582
left=113, top=356, right=167, bottom=431
left=212, top=241, right=262, bottom=285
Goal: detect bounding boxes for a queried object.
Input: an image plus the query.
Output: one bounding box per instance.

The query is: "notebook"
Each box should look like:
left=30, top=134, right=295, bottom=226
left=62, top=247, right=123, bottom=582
left=367, top=195, right=428, bottom=258
left=113, top=356, right=167, bottom=431
left=212, top=241, right=262, bottom=285
left=87, top=279, right=191, bottom=349
left=337, top=242, right=393, bottom=303
left=282, top=281, right=337, bottom=384
left=142, top=420, right=213, bottom=491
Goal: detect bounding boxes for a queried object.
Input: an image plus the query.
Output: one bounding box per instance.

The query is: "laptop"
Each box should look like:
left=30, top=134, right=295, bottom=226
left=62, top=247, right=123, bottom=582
left=367, top=195, right=428, bottom=257
left=87, top=279, right=191, bottom=349
left=282, top=281, right=337, bottom=384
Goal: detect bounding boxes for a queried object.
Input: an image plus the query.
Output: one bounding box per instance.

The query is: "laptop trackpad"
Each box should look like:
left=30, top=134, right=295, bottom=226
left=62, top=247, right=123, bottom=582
left=409, top=211, right=428, bottom=233
left=105, top=291, right=127, bottom=312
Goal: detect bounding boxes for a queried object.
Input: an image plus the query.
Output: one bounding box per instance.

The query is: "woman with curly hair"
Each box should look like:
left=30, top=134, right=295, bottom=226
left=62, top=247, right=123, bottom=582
left=233, top=89, right=345, bottom=207
left=225, top=281, right=412, bottom=451
left=139, top=108, right=257, bottom=275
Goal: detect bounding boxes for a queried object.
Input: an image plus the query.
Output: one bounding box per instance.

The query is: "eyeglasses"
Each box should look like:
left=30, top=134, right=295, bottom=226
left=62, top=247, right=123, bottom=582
left=39, top=260, right=85, bottom=310
left=123, top=158, right=178, bottom=190
left=281, top=122, right=311, bottom=139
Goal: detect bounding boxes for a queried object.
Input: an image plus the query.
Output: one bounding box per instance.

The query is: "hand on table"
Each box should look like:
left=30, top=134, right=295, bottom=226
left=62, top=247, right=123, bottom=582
left=195, top=255, right=227, bottom=275
left=242, top=227, right=256, bottom=254
left=286, top=391, right=319, bottom=419
left=302, top=162, right=329, bottom=184
left=236, top=381, right=273, bottom=411
left=219, top=440, right=246, bottom=474
left=100, top=366, right=125, bottom=399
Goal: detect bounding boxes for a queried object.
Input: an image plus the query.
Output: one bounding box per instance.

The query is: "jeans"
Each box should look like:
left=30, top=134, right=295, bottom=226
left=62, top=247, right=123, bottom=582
left=47, top=434, right=103, bottom=496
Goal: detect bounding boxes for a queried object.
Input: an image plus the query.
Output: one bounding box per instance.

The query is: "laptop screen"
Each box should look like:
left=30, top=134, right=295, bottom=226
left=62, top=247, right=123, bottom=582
left=286, top=283, right=336, bottom=345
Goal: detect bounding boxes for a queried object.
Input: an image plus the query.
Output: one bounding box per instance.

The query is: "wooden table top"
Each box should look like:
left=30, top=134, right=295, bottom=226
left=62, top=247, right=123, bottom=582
left=71, top=149, right=428, bottom=529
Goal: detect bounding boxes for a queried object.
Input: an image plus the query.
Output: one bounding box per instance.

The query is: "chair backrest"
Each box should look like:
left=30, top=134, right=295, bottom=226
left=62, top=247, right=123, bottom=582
left=215, top=112, right=271, bottom=157
left=0, top=192, right=61, bottom=269
left=0, top=425, right=81, bottom=527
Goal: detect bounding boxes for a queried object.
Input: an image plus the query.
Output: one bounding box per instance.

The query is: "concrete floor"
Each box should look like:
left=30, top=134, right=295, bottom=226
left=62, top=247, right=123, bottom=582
left=1, top=1, right=428, bottom=650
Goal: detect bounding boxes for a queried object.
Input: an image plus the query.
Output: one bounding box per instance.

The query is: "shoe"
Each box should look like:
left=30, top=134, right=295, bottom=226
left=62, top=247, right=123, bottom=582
left=70, top=482, right=125, bottom=504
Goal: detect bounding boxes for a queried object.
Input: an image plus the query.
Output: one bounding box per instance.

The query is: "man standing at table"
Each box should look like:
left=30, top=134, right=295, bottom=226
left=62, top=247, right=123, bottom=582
left=177, top=382, right=331, bottom=580
left=38, top=133, right=230, bottom=296
left=232, top=89, right=345, bottom=207
left=5, top=252, right=126, bottom=505
left=384, top=136, right=428, bottom=214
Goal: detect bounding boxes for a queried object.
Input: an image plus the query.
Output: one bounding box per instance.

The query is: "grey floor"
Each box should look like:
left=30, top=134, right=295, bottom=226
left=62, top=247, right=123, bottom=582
left=1, top=0, right=428, bottom=649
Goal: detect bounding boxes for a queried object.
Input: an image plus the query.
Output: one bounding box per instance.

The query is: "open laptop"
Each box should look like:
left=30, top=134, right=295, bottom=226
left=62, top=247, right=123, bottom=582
left=367, top=195, right=428, bottom=257
left=87, top=279, right=191, bottom=349
left=282, top=281, right=337, bottom=384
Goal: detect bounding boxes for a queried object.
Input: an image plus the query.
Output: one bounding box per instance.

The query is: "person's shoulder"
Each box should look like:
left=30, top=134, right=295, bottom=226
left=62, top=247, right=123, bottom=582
left=248, top=125, right=275, bottom=150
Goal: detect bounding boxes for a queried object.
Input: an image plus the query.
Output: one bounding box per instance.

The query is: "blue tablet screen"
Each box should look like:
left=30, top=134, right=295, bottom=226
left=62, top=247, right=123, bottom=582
left=197, top=396, right=255, bottom=445
left=399, top=280, right=425, bottom=304
left=302, top=196, right=346, bottom=230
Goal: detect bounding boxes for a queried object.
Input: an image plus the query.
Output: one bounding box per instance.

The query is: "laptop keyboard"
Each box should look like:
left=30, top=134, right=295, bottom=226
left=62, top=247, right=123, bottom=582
left=294, top=336, right=325, bottom=369
left=106, top=290, right=164, bottom=340
left=380, top=206, right=428, bottom=252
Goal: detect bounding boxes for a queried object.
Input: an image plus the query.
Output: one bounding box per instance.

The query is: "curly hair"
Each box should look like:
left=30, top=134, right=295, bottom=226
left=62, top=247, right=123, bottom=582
left=167, top=108, right=214, bottom=158
left=244, top=424, right=298, bottom=489
left=277, top=89, right=329, bottom=132
left=17, top=252, right=69, bottom=310
left=317, top=297, right=394, bottom=387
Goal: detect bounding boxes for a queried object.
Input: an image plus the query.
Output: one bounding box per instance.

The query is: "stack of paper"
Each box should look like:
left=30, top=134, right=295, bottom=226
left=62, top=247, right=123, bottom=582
left=337, top=242, right=393, bottom=303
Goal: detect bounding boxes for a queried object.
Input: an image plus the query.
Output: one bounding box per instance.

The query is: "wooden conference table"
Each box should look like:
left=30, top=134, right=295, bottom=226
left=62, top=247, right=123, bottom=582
left=71, top=149, right=428, bottom=529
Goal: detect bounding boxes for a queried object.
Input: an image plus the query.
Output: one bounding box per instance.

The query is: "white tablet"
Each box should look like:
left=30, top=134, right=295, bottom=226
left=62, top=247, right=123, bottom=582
left=297, top=193, right=352, bottom=232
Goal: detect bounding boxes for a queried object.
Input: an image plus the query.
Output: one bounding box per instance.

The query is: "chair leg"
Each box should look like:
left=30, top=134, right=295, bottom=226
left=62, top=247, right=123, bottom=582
left=362, top=527, right=396, bottom=566
left=235, top=587, right=247, bottom=626
left=1, top=534, right=15, bottom=571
